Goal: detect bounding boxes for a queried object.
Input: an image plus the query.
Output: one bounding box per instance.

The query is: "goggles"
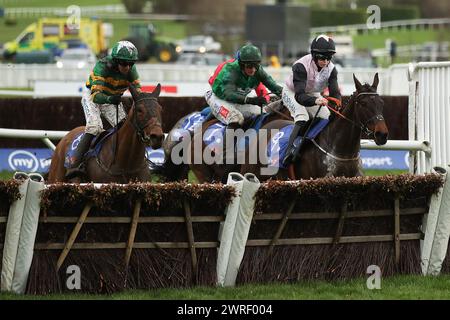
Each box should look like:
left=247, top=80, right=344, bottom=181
left=116, top=60, right=135, bottom=67
left=315, top=53, right=333, bottom=61
left=243, top=62, right=260, bottom=70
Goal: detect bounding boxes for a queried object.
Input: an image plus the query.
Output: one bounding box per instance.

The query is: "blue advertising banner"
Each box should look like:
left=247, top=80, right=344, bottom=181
left=0, top=148, right=409, bottom=173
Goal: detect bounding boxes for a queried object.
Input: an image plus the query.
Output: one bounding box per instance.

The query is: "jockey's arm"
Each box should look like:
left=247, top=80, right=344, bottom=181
left=328, top=67, right=341, bottom=101
left=91, top=90, right=113, bottom=104
left=292, top=63, right=317, bottom=107
left=221, top=71, right=247, bottom=104
left=258, top=67, right=283, bottom=97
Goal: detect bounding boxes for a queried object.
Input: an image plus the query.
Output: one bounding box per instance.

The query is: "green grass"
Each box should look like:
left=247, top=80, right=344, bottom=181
left=0, top=170, right=14, bottom=180
left=1, top=274, right=450, bottom=300
left=0, top=0, right=121, bottom=8
left=353, top=28, right=450, bottom=51
left=363, top=169, right=408, bottom=176
left=0, top=169, right=407, bottom=182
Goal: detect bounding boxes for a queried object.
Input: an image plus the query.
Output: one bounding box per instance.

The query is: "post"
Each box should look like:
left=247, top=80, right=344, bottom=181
left=56, top=202, right=92, bottom=271
left=125, top=198, right=142, bottom=268
left=183, top=198, right=197, bottom=283
left=394, top=196, right=401, bottom=265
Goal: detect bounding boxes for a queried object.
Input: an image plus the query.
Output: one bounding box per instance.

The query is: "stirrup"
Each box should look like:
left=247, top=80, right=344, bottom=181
left=282, top=146, right=296, bottom=167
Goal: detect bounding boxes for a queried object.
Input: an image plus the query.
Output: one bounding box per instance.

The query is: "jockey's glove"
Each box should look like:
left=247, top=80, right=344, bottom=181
left=246, top=96, right=268, bottom=107
left=107, top=95, right=122, bottom=105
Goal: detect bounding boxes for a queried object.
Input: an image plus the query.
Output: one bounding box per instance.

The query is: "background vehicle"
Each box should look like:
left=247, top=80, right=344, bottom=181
left=334, top=54, right=377, bottom=69
left=175, top=52, right=231, bottom=66
left=2, top=18, right=111, bottom=61
left=175, top=35, right=221, bottom=54
left=122, top=23, right=178, bottom=63
left=55, top=48, right=96, bottom=69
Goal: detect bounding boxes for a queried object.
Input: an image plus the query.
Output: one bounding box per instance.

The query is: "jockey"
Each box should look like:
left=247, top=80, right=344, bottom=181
left=282, top=34, right=342, bottom=165
left=66, top=40, right=141, bottom=178
left=205, top=44, right=283, bottom=129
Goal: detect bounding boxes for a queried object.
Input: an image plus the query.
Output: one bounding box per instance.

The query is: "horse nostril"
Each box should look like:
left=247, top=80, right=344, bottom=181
left=375, top=131, right=388, bottom=145
left=150, top=134, right=164, bottom=146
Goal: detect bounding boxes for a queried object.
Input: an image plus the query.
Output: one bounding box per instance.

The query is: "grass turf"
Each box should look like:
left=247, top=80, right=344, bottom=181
left=0, top=274, right=449, bottom=300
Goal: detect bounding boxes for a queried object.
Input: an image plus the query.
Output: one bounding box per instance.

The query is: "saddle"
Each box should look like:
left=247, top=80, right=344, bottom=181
left=267, top=118, right=329, bottom=169
left=64, top=126, right=120, bottom=169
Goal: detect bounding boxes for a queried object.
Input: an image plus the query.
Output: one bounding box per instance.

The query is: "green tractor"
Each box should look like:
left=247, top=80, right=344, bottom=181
left=123, top=23, right=178, bottom=63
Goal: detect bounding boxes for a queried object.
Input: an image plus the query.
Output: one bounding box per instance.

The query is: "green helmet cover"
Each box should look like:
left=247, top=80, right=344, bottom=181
left=238, top=44, right=262, bottom=63
left=111, top=41, right=139, bottom=62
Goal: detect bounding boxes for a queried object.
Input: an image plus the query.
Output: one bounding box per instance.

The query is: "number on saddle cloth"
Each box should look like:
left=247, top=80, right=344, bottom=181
left=267, top=119, right=329, bottom=169
left=63, top=129, right=117, bottom=168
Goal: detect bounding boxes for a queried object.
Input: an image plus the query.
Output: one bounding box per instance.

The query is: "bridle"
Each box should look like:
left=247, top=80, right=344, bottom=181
left=130, top=97, right=162, bottom=144
left=326, top=92, right=384, bottom=137
left=309, top=92, right=384, bottom=163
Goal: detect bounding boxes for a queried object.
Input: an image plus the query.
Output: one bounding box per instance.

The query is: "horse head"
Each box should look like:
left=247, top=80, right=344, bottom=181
left=129, top=84, right=165, bottom=149
left=352, top=73, right=389, bottom=146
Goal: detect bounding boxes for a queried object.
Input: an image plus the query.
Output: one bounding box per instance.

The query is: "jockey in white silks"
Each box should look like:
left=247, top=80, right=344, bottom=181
left=281, top=34, right=342, bottom=166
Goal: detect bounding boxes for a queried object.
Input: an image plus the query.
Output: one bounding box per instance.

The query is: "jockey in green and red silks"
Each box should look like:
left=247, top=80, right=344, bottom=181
left=206, top=44, right=283, bottom=128
left=66, top=40, right=142, bottom=179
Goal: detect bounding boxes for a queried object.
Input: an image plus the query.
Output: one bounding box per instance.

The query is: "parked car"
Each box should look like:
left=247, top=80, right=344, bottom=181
left=175, top=52, right=231, bottom=66
left=175, top=35, right=221, bottom=54
left=334, top=55, right=377, bottom=69
left=55, top=47, right=96, bottom=69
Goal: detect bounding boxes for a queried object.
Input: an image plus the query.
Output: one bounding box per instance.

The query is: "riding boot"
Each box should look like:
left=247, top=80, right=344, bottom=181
left=65, top=133, right=95, bottom=180
left=282, top=120, right=307, bottom=167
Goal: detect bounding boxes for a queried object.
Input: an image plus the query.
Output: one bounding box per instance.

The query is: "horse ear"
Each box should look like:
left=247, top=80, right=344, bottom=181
left=129, top=84, right=140, bottom=101
left=371, top=73, right=379, bottom=90
left=353, top=74, right=363, bottom=92
left=151, top=83, right=161, bottom=98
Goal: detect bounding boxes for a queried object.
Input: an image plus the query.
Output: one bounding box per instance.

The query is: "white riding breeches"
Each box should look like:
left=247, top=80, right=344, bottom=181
left=81, top=90, right=127, bottom=135
left=281, top=85, right=330, bottom=123
left=205, top=90, right=263, bottom=126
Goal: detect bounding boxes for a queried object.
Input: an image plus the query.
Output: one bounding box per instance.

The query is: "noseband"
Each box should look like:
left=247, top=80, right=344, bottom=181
left=131, top=97, right=162, bottom=143
left=354, top=92, right=385, bottom=135
left=328, top=92, right=384, bottom=136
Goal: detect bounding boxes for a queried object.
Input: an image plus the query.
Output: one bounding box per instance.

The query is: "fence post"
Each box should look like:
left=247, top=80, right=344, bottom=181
left=11, top=173, right=44, bottom=294
left=222, top=173, right=260, bottom=287
left=217, top=172, right=244, bottom=287
left=1, top=173, right=30, bottom=292
left=421, top=165, right=450, bottom=275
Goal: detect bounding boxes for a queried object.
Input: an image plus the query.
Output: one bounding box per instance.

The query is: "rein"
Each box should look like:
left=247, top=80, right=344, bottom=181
left=288, top=92, right=381, bottom=180
left=326, top=92, right=382, bottom=136
left=265, top=103, right=292, bottom=121
left=96, top=96, right=161, bottom=181
left=130, top=98, right=162, bottom=144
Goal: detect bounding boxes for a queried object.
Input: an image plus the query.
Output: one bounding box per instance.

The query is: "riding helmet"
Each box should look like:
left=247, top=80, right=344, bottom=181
left=111, top=41, right=139, bottom=62
left=310, top=35, right=336, bottom=56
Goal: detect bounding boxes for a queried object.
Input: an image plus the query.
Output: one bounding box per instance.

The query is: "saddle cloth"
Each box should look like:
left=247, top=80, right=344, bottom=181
left=172, top=106, right=270, bottom=154
left=64, top=127, right=117, bottom=168
left=267, top=119, right=329, bottom=169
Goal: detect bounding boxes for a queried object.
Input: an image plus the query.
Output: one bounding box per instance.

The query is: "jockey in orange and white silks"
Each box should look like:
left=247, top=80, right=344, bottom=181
left=282, top=34, right=342, bottom=165
left=205, top=44, right=283, bottom=127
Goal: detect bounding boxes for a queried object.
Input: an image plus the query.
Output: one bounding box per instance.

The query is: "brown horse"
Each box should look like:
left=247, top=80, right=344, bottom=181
left=240, top=73, right=389, bottom=180
left=188, top=100, right=292, bottom=183
left=47, top=84, right=164, bottom=183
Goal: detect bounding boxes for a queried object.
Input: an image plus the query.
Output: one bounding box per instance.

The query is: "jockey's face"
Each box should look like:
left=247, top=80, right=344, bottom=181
left=315, top=53, right=332, bottom=68
left=117, top=60, right=134, bottom=75
left=243, top=62, right=259, bottom=76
